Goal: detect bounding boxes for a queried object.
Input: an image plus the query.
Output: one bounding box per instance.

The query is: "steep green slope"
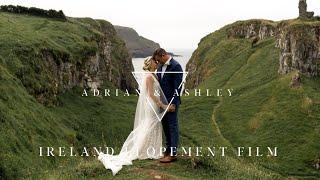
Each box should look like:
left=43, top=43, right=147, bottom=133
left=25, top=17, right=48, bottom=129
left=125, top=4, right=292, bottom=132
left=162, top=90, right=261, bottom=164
left=0, top=65, right=137, bottom=179
left=185, top=19, right=320, bottom=178
left=0, top=11, right=138, bottom=179
left=0, top=12, right=136, bottom=105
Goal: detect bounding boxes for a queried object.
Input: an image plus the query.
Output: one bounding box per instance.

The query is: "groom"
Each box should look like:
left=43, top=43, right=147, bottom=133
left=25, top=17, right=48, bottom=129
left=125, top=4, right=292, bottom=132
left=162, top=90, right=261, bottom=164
left=153, top=48, right=183, bottom=163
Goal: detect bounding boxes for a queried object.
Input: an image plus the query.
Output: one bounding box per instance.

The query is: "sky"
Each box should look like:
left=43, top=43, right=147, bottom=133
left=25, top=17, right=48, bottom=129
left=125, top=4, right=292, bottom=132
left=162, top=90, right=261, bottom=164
left=1, top=0, right=319, bottom=50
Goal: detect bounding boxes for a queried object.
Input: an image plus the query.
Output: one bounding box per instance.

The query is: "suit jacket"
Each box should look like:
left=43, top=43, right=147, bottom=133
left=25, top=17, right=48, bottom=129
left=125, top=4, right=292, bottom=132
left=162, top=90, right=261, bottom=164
left=157, top=58, right=183, bottom=106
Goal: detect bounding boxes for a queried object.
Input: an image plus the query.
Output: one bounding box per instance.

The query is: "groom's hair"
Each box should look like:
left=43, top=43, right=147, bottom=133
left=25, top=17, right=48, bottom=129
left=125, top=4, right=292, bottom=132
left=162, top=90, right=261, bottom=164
left=153, top=48, right=167, bottom=58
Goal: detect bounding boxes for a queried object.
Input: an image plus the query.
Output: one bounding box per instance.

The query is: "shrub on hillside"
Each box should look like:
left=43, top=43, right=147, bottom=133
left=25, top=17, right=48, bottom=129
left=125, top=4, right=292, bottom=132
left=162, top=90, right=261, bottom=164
left=0, top=5, right=66, bottom=21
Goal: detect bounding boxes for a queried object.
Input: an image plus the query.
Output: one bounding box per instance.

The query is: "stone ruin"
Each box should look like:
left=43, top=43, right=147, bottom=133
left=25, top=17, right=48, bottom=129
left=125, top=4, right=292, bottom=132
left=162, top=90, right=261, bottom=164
left=299, top=0, right=314, bottom=19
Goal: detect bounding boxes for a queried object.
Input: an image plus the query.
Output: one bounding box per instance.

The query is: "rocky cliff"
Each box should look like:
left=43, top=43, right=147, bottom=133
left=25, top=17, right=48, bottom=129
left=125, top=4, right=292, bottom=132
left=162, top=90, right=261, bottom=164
left=277, top=21, right=320, bottom=76
left=186, top=19, right=320, bottom=88
left=184, top=18, right=320, bottom=177
left=0, top=12, right=137, bottom=105
left=114, top=25, right=160, bottom=58
left=0, top=10, right=140, bottom=179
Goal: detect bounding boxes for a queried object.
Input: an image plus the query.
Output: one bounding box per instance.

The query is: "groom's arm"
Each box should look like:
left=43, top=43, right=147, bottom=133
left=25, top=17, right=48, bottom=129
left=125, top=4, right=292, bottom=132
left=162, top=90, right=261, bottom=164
left=172, top=63, right=183, bottom=107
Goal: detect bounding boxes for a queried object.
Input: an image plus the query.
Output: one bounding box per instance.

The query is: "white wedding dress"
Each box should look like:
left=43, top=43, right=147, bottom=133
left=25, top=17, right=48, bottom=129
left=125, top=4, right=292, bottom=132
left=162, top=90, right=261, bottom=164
left=98, top=72, right=168, bottom=176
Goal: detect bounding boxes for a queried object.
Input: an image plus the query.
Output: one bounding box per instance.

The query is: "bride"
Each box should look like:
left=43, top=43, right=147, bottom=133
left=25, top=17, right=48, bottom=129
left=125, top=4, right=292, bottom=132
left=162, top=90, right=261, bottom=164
left=98, top=56, right=168, bottom=176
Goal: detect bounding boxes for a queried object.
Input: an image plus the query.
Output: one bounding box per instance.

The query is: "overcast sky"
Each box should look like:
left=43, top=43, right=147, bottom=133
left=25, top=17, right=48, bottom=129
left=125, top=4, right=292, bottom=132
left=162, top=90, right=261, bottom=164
left=1, top=0, right=319, bottom=49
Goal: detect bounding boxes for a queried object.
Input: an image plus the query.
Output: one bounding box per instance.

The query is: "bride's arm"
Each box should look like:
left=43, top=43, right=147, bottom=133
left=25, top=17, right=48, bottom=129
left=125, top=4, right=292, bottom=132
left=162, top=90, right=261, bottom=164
left=146, top=75, right=166, bottom=109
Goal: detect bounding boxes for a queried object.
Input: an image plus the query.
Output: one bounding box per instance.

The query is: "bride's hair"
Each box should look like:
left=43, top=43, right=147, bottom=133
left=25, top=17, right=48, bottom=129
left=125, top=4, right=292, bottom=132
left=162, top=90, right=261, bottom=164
left=143, top=56, right=154, bottom=71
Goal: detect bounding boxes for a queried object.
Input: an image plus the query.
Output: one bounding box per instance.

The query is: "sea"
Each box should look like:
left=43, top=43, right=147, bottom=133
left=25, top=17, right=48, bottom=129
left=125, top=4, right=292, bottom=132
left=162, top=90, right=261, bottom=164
left=131, top=49, right=194, bottom=90
left=131, top=49, right=194, bottom=72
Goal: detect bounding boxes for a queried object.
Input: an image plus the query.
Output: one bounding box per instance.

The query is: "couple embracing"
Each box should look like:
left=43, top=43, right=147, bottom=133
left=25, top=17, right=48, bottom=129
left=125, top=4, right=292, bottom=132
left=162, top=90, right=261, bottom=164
left=98, top=48, right=184, bottom=175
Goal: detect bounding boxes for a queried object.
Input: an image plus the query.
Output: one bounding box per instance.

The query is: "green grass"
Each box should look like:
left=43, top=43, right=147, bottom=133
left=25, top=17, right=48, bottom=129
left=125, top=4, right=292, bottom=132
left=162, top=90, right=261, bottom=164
left=0, top=12, right=136, bottom=179
left=0, top=12, right=130, bottom=106
left=1, top=13, right=319, bottom=179
left=185, top=19, right=320, bottom=179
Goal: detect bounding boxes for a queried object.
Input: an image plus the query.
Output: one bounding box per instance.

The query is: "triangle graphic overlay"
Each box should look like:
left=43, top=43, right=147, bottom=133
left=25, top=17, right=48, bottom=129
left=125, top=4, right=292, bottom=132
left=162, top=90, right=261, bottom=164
left=132, top=72, right=188, bottom=121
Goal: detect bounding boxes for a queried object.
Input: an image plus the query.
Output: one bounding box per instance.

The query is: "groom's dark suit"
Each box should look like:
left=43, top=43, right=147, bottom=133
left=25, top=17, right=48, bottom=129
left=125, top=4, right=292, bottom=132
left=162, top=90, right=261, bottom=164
left=157, top=58, right=183, bottom=156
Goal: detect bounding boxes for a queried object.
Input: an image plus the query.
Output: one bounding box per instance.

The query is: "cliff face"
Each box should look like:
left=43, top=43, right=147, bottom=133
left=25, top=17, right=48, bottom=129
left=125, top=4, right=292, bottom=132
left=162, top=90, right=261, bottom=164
left=186, top=19, right=320, bottom=89
left=226, top=20, right=276, bottom=39
left=114, top=25, right=160, bottom=58
left=0, top=12, right=139, bottom=178
left=277, top=22, right=320, bottom=76
left=0, top=13, right=137, bottom=105
left=184, top=19, right=320, bottom=177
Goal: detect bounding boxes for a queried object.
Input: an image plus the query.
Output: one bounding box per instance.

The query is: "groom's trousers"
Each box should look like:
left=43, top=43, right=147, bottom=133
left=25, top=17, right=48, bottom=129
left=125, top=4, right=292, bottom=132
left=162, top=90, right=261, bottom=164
left=161, top=105, right=179, bottom=156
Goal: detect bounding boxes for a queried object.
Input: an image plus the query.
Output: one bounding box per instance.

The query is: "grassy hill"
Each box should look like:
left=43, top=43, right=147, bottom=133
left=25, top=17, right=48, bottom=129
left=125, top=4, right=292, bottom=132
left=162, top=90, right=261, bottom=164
left=114, top=25, right=160, bottom=58
left=0, top=10, right=138, bottom=179
left=185, top=19, right=320, bottom=179
left=0, top=10, right=319, bottom=179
